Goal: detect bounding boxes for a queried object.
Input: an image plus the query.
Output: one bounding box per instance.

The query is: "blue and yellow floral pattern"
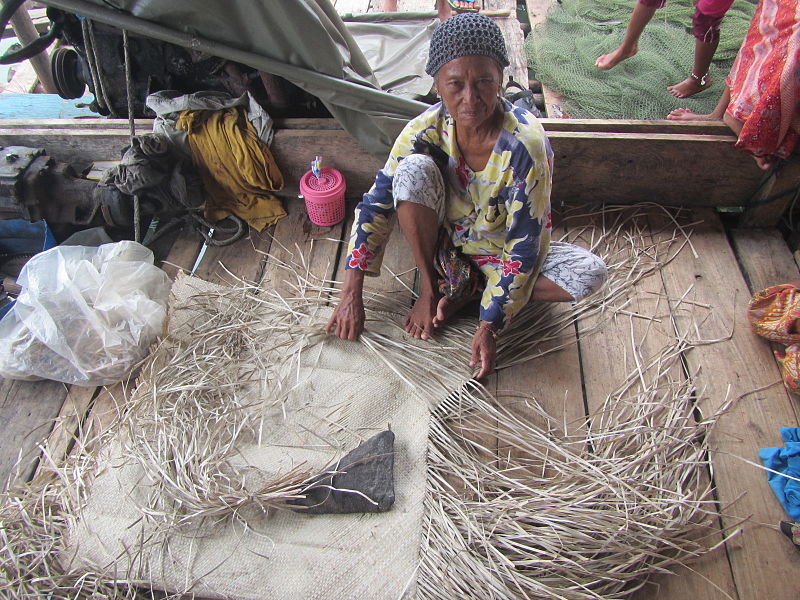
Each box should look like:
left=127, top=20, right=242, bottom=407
left=346, top=99, right=553, bottom=330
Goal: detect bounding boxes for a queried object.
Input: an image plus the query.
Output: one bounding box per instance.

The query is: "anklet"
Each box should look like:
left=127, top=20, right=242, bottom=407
left=690, top=72, right=710, bottom=86
left=476, top=322, right=498, bottom=340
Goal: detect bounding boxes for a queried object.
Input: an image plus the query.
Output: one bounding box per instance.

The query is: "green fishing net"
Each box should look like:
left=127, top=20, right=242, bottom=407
left=525, top=0, right=758, bottom=119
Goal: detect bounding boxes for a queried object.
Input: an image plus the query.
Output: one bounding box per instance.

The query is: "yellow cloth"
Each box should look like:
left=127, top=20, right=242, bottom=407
left=176, top=107, right=286, bottom=231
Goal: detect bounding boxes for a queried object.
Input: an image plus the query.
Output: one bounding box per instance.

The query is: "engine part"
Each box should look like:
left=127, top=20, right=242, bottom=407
left=48, top=10, right=271, bottom=118
left=0, top=142, right=247, bottom=247
left=0, top=145, right=99, bottom=224
left=51, top=45, right=86, bottom=99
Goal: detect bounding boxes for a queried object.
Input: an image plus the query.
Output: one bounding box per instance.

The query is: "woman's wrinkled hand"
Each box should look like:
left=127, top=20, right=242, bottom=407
left=326, top=290, right=365, bottom=341
left=470, top=322, right=497, bottom=379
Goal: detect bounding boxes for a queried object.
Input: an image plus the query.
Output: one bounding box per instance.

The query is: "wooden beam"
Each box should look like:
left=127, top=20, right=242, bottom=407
left=547, top=131, right=763, bottom=207
left=486, top=0, right=528, bottom=89
left=0, top=118, right=771, bottom=210
left=0, top=377, right=67, bottom=488
left=262, top=201, right=349, bottom=295
left=740, top=160, right=800, bottom=227
left=729, top=227, right=800, bottom=420
left=730, top=227, right=800, bottom=295
left=496, top=217, right=585, bottom=435
left=653, top=208, right=800, bottom=600
left=539, top=118, right=735, bottom=136
left=0, top=116, right=735, bottom=135
left=7, top=3, right=56, bottom=93
left=2, top=7, right=48, bottom=40
left=522, top=0, right=566, bottom=116
left=30, top=384, right=96, bottom=481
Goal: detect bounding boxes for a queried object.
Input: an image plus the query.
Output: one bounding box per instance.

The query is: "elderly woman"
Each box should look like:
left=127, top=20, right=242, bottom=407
left=326, top=13, right=607, bottom=378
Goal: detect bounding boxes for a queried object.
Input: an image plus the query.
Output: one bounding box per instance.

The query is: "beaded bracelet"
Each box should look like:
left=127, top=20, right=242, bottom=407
left=476, top=322, right=498, bottom=340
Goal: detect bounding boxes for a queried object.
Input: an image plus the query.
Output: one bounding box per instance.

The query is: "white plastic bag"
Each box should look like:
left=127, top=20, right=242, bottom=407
left=0, top=241, right=171, bottom=386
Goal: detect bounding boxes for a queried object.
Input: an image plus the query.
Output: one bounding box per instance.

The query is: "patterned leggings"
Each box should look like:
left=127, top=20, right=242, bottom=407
left=638, top=0, right=734, bottom=43
left=393, top=154, right=608, bottom=303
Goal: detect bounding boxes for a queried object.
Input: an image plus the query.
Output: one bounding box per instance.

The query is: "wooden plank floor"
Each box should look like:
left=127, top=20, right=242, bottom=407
left=3, top=2, right=800, bottom=598
left=4, top=198, right=800, bottom=599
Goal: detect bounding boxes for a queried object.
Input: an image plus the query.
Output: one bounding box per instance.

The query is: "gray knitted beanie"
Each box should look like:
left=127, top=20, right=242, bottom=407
left=424, top=13, right=510, bottom=76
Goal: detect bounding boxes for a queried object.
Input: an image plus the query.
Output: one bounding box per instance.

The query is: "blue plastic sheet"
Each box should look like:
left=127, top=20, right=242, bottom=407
left=759, top=428, right=800, bottom=520
left=0, top=219, right=56, bottom=256
left=0, top=219, right=56, bottom=318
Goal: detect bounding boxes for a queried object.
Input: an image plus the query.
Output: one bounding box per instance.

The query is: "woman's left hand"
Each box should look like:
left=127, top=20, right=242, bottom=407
left=470, top=322, right=497, bottom=379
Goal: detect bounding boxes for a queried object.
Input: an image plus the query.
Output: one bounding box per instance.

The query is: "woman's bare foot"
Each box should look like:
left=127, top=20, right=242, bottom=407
left=667, top=107, right=714, bottom=121
left=435, top=0, right=478, bottom=19
left=383, top=0, right=398, bottom=11
left=754, top=155, right=774, bottom=171
left=667, top=74, right=712, bottom=98
left=405, top=292, right=440, bottom=340
left=595, top=44, right=638, bottom=70
left=722, top=112, right=742, bottom=136
left=431, top=294, right=476, bottom=329
left=450, top=0, right=478, bottom=9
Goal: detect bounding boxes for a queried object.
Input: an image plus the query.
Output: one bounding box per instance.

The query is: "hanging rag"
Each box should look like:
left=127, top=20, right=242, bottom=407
left=747, top=283, right=800, bottom=393
left=759, top=428, right=800, bottom=520
left=176, top=106, right=286, bottom=231
left=97, top=133, right=203, bottom=217
left=147, top=90, right=275, bottom=158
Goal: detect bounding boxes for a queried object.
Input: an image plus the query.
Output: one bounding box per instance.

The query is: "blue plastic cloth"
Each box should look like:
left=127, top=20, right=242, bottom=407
left=0, top=219, right=56, bottom=256
left=759, top=428, right=800, bottom=520
left=0, top=219, right=56, bottom=319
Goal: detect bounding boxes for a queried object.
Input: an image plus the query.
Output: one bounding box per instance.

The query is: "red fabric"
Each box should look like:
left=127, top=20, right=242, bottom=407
left=638, top=0, right=666, bottom=9
left=638, top=0, right=732, bottom=16
left=638, top=0, right=733, bottom=40
left=692, top=8, right=725, bottom=42
left=726, top=0, right=800, bottom=161
left=696, top=0, right=735, bottom=17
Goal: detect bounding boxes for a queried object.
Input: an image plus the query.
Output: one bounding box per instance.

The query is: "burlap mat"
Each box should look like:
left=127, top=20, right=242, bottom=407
left=62, top=274, right=428, bottom=599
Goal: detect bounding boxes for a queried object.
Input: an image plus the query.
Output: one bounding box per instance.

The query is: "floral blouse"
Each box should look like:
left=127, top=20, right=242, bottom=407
left=345, top=99, right=553, bottom=330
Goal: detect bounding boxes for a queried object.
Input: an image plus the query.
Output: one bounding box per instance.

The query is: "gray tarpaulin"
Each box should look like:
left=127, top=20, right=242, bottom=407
left=53, top=0, right=437, bottom=154
left=343, top=13, right=437, bottom=100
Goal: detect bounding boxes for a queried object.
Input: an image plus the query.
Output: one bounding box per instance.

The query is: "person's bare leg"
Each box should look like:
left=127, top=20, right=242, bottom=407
left=433, top=293, right=476, bottom=328
left=595, top=2, right=657, bottom=70
left=435, top=0, right=451, bottom=19
left=668, top=38, right=718, bottom=98
left=722, top=106, right=743, bottom=137
left=668, top=85, right=730, bottom=121
left=531, top=274, right=575, bottom=302
left=383, top=0, right=398, bottom=11
left=431, top=268, right=578, bottom=333
left=753, top=155, right=775, bottom=170
left=397, top=201, right=441, bottom=340
left=433, top=273, right=574, bottom=329
left=726, top=107, right=774, bottom=170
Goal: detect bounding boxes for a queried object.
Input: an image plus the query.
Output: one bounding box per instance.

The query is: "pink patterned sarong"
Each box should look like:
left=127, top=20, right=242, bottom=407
left=726, top=0, right=800, bottom=161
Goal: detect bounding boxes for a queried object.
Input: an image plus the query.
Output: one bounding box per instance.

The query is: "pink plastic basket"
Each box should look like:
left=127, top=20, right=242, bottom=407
left=299, top=167, right=346, bottom=227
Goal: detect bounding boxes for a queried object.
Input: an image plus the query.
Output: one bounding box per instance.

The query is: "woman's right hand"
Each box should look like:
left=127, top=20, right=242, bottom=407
left=326, top=270, right=366, bottom=341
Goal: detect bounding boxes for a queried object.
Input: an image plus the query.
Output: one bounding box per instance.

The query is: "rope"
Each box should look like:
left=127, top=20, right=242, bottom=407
left=84, top=19, right=117, bottom=117
left=80, top=18, right=106, bottom=113
left=121, top=28, right=140, bottom=241
left=122, top=29, right=135, bottom=141
left=133, top=194, right=141, bottom=243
